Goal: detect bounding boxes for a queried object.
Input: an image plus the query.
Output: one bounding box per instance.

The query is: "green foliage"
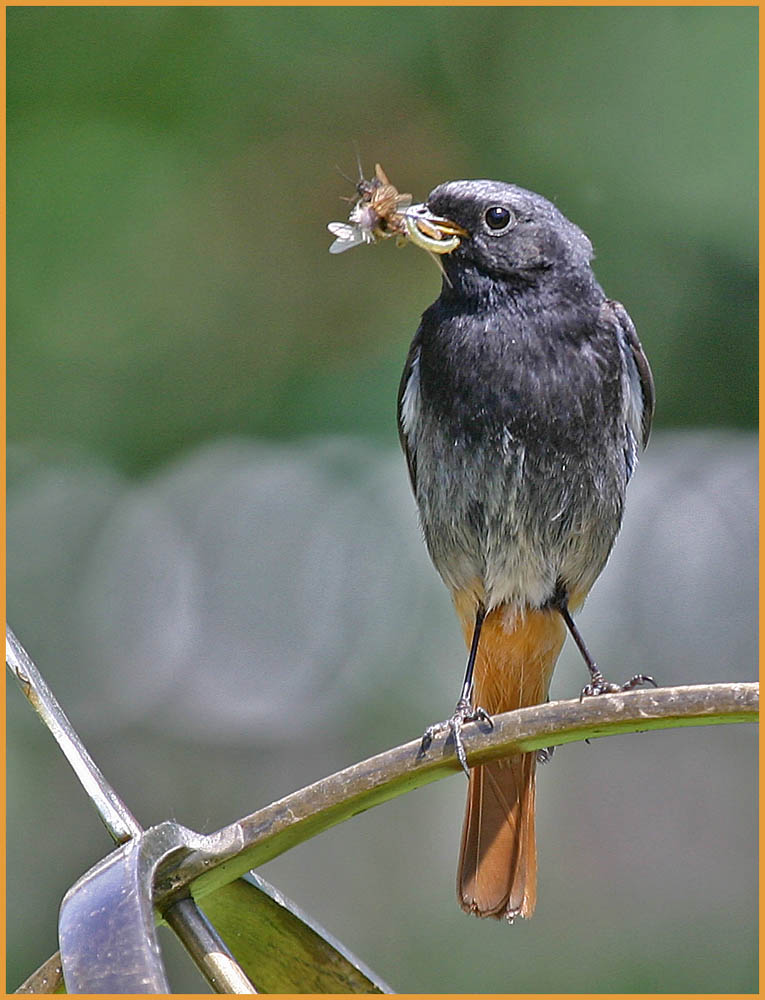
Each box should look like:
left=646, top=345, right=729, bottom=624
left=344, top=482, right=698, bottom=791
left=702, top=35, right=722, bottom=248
left=8, top=7, right=756, bottom=474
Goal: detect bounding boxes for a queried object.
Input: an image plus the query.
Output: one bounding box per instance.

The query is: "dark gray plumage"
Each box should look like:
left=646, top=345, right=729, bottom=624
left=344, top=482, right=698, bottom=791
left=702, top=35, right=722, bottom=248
left=396, top=179, right=654, bottom=920
left=398, top=179, right=653, bottom=615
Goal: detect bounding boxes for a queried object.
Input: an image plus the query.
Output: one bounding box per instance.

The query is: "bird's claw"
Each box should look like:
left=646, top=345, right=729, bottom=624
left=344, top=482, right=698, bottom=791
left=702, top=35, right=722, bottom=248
left=580, top=670, right=657, bottom=701
left=420, top=697, right=493, bottom=776
left=537, top=745, right=555, bottom=764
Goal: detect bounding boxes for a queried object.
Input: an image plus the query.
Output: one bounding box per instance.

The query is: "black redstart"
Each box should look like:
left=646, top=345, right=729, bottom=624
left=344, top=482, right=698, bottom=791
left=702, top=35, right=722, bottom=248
left=398, top=180, right=655, bottom=921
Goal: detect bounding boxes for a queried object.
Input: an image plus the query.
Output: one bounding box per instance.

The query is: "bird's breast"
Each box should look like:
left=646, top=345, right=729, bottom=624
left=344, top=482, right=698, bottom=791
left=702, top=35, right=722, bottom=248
left=407, top=301, right=627, bottom=608
left=418, top=307, right=619, bottom=454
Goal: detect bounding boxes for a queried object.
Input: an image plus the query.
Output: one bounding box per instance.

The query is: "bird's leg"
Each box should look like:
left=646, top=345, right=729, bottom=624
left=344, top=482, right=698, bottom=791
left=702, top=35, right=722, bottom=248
left=420, top=603, right=492, bottom=776
left=556, top=603, right=657, bottom=700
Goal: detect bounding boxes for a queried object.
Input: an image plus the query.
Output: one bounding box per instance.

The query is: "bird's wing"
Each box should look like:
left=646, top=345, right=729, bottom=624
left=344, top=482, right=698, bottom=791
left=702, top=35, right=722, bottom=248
left=603, top=299, right=655, bottom=449
left=397, top=336, right=421, bottom=494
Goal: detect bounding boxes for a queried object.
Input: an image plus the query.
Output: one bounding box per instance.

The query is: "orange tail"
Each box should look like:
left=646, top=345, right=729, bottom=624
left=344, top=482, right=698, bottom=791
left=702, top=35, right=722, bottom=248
left=454, top=599, right=566, bottom=920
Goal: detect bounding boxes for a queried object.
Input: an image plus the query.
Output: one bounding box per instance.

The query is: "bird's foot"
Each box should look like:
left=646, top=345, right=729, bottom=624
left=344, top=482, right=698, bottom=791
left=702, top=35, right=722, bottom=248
left=580, top=669, right=657, bottom=701
left=537, top=745, right=555, bottom=764
left=420, top=697, right=493, bottom=776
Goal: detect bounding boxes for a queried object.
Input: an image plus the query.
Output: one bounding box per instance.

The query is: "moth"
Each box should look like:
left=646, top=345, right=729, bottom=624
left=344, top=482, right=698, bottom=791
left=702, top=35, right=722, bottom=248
left=327, top=163, right=467, bottom=259
left=327, top=163, right=412, bottom=254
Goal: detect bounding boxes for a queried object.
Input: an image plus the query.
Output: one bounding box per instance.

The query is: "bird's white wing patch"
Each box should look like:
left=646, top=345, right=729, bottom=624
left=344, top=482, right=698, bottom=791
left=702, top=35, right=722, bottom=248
left=399, top=348, right=421, bottom=448
left=623, top=353, right=644, bottom=446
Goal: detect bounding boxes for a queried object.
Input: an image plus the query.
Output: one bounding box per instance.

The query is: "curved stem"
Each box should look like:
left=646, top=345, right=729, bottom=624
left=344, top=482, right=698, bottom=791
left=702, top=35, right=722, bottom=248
left=156, top=682, right=758, bottom=908
left=15, top=681, right=758, bottom=994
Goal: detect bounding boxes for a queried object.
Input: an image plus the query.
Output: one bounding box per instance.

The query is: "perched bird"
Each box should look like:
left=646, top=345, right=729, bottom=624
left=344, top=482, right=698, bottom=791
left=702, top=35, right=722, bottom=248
left=398, top=180, right=655, bottom=921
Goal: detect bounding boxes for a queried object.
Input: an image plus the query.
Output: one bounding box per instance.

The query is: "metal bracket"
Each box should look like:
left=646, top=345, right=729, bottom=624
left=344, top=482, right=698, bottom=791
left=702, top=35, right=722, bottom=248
left=59, top=821, right=245, bottom=993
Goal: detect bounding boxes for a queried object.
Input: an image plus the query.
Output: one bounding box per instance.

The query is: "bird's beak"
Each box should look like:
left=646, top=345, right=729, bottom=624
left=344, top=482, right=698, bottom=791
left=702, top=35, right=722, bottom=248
left=404, top=204, right=468, bottom=255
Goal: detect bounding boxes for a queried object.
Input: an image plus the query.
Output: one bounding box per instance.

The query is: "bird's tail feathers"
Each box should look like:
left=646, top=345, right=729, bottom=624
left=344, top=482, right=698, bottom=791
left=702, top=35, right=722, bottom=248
left=453, top=599, right=565, bottom=920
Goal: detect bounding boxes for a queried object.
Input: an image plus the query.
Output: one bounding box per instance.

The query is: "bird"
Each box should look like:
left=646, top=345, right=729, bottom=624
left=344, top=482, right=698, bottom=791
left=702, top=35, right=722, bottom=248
left=397, top=179, right=655, bottom=921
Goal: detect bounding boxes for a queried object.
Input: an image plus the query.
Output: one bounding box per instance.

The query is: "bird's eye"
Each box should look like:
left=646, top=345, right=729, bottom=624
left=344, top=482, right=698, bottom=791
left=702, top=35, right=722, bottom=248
left=484, top=206, right=514, bottom=233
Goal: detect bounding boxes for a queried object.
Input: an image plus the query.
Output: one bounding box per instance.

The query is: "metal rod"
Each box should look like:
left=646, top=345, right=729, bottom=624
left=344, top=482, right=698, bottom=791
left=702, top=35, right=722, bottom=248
left=164, top=897, right=259, bottom=994
left=8, top=626, right=260, bottom=993
left=155, top=682, right=759, bottom=906
left=14, top=951, right=64, bottom=994
left=6, top=626, right=143, bottom=844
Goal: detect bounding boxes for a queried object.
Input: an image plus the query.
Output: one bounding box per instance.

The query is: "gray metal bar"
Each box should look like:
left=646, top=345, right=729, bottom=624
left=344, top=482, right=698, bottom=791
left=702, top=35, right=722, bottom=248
left=59, top=837, right=171, bottom=993
left=164, top=897, right=258, bottom=993
left=8, top=628, right=259, bottom=993
left=6, top=625, right=142, bottom=844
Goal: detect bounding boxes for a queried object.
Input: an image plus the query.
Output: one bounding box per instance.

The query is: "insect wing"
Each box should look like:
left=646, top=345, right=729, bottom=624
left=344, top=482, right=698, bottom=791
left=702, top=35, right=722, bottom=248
left=327, top=221, right=365, bottom=254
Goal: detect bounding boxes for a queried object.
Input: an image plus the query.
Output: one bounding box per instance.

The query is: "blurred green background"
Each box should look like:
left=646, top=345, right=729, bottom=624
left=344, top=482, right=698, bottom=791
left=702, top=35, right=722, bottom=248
left=7, top=6, right=757, bottom=995
left=8, top=5, right=757, bottom=472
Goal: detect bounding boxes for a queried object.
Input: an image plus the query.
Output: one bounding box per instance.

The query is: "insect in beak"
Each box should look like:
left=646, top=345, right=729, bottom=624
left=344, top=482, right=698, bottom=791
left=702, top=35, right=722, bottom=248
left=327, top=163, right=412, bottom=253
left=404, top=204, right=468, bottom=254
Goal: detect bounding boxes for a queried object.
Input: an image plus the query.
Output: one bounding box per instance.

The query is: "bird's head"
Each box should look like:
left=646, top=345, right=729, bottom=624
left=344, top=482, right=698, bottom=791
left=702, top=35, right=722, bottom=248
left=405, top=179, right=594, bottom=291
